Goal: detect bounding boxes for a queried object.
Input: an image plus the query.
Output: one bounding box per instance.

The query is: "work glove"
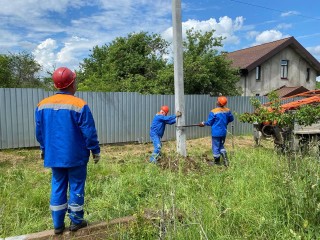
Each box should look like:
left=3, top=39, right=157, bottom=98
left=92, top=153, right=101, bottom=164
left=176, top=111, right=182, bottom=117
left=199, top=122, right=205, bottom=127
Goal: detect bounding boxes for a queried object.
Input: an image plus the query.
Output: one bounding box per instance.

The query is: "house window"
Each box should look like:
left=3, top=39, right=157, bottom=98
left=256, top=66, right=261, bottom=80
left=306, top=68, right=310, bottom=82
left=280, top=60, right=288, bottom=79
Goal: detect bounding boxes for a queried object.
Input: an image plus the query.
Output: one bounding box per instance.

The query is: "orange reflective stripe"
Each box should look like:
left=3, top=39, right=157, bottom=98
left=211, top=107, right=230, bottom=113
left=38, top=94, right=86, bottom=109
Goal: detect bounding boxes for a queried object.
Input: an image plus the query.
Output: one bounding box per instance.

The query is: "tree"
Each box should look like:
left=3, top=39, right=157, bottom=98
left=183, top=29, right=240, bottom=95
left=77, top=32, right=170, bottom=93
left=41, top=69, right=56, bottom=91
left=0, top=52, right=43, bottom=88
left=0, top=55, right=13, bottom=87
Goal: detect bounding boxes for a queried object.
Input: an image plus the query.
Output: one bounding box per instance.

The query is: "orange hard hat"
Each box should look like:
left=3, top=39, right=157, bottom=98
left=217, top=96, right=228, bottom=106
left=161, top=105, right=170, bottom=114
left=52, top=67, right=76, bottom=89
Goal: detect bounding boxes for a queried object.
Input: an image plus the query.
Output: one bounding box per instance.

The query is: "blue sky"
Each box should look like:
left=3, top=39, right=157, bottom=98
left=1, top=0, right=320, bottom=77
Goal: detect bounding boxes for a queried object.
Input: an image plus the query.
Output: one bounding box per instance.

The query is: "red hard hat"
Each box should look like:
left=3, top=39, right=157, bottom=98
left=161, top=105, right=170, bottom=114
left=217, top=96, right=228, bottom=106
left=52, top=67, right=76, bottom=89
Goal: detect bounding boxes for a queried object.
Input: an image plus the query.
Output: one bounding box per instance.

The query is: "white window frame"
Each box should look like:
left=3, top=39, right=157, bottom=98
left=280, top=60, right=288, bottom=79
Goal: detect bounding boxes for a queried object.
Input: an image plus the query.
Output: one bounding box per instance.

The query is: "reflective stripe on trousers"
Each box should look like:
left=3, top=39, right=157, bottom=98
left=50, top=203, right=68, bottom=211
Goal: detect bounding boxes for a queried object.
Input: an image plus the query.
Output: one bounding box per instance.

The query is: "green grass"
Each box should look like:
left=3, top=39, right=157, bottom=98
left=0, top=136, right=320, bottom=239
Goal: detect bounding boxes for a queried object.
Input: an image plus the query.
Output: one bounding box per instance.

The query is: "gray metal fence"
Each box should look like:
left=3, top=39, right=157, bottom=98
left=0, top=88, right=264, bottom=149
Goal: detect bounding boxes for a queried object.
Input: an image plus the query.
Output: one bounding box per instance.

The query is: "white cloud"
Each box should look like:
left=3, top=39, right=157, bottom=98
left=297, top=33, right=320, bottom=39
left=32, top=37, right=95, bottom=77
left=281, top=11, right=300, bottom=17
left=57, top=36, right=91, bottom=64
left=99, top=0, right=171, bottom=14
left=253, top=30, right=290, bottom=45
left=307, top=45, right=320, bottom=59
left=33, top=36, right=103, bottom=75
left=0, top=29, right=22, bottom=50
left=276, top=23, right=292, bottom=30
left=246, top=31, right=259, bottom=40
left=162, top=16, right=245, bottom=46
left=33, top=38, right=58, bottom=73
left=0, top=0, right=89, bottom=17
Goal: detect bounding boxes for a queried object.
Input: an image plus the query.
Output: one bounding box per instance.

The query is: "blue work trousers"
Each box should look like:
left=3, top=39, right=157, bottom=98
left=212, top=136, right=227, bottom=158
left=50, top=165, right=87, bottom=229
left=150, top=135, right=162, bottom=162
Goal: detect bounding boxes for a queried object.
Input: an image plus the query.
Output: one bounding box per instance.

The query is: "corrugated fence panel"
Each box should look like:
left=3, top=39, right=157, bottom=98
left=229, top=96, right=252, bottom=135
left=0, top=89, right=271, bottom=149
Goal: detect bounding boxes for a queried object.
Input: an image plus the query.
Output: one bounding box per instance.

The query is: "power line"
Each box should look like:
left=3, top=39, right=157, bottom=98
left=228, top=0, right=320, bottom=21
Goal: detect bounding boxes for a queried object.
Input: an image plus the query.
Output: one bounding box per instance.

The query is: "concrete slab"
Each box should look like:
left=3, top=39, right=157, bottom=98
left=1, top=216, right=137, bottom=240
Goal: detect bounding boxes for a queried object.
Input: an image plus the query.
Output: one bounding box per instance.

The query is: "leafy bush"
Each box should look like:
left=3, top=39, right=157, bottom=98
left=238, top=91, right=320, bottom=128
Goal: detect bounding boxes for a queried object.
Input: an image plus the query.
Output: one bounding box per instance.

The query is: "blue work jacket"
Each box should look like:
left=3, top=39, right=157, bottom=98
left=150, top=113, right=176, bottom=138
left=35, top=92, right=100, bottom=168
left=204, top=107, right=234, bottom=137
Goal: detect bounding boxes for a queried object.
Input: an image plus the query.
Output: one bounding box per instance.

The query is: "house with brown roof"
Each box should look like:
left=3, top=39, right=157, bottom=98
left=226, top=37, right=320, bottom=96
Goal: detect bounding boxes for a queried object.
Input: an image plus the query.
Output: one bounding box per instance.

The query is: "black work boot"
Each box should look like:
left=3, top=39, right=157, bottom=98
left=54, top=224, right=65, bottom=234
left=221, top=152, right=229, bottom=167
left=214, top=157, right=221, bottom=165
left=69, top=220, right=88, bottom=232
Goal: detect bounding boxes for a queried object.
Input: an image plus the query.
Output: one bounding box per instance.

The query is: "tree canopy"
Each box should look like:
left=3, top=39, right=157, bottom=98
left=77, top=30, right=240, bottom=95
left=182, top=29, right=240, bottom=95
left=0, top=52, right=44, bottom=88
left=77, top=32, right=170, bottom=93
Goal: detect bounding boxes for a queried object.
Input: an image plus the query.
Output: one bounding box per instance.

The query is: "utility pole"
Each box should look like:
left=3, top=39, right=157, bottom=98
left=172, top=0, right=187, bottom=156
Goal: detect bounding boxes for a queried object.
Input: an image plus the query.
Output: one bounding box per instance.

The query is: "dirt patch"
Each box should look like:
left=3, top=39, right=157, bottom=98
left=156, top=154, right=215, bottom=173
left=145, top=136, right=264, bottom=173
left=0, top=151, right=25, bottom=163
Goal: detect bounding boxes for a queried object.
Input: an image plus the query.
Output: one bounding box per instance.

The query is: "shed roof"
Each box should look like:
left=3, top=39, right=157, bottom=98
left=266, top=85, right=310, bottom=98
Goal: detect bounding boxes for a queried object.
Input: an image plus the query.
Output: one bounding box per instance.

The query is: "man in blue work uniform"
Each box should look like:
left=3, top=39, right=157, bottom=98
left=35, top=67, right=100, bottom=234
left=150, top=106, right=181, bottom=163
left=200, top=96, right=234, bottom=166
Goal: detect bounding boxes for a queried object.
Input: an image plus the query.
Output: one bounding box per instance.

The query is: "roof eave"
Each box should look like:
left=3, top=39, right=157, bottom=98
left=245, top=38, right=295, bottom=72
left=241, top=37, right=320, bottom=74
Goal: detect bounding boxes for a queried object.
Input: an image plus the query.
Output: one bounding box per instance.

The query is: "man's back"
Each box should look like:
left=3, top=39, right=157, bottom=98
left=205, top=107, right=234, bottom=137
left=36, top=92, right=99, bottom=167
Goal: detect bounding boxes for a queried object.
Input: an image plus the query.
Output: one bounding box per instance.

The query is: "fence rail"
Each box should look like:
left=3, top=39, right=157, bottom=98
left=0, top=88, right=265, bottom=149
